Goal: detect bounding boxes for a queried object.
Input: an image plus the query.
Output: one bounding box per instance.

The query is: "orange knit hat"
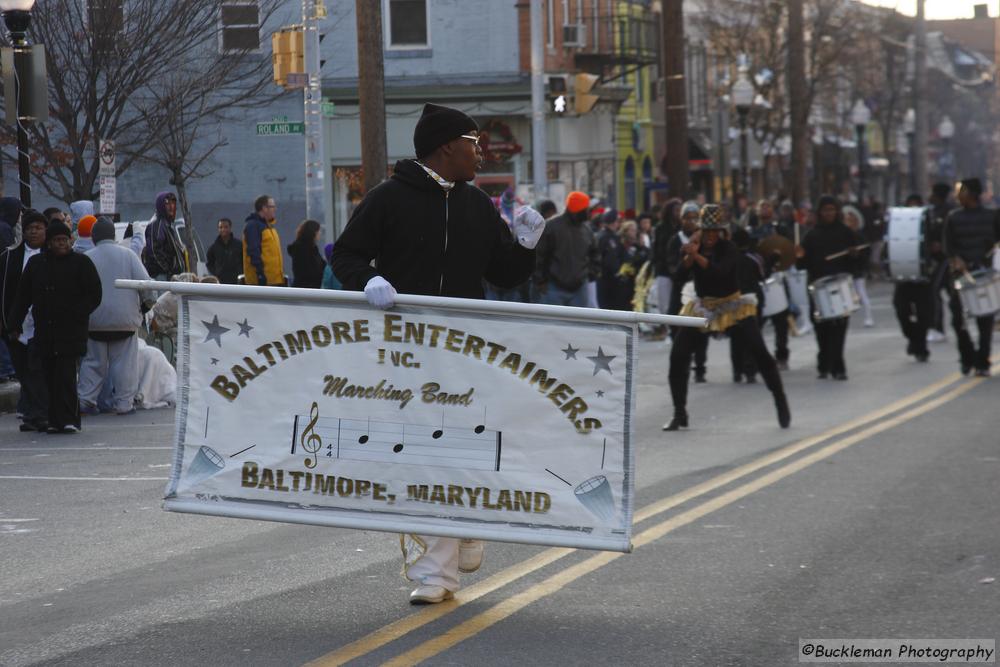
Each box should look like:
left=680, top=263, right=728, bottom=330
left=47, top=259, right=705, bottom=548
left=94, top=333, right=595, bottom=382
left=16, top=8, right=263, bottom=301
left=566, top=191, right=590, bottom=214
left=77, top=215, right=97, bottom=237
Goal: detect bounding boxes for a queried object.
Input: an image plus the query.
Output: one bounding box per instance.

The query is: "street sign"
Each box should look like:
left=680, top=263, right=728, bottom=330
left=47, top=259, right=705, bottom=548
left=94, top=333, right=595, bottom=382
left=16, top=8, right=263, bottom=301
left=99, top=139, right=115, bottom=177
left=99, top=175, right=116, bottom=214
left=256, top=121, right=305, bottom=136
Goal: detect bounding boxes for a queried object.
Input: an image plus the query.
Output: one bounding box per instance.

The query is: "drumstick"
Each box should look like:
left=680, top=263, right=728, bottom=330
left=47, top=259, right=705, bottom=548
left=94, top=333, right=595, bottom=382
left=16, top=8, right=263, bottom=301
left=824, top=243, right=871, bottom=261
left=794, top=222, right=800, bottom=246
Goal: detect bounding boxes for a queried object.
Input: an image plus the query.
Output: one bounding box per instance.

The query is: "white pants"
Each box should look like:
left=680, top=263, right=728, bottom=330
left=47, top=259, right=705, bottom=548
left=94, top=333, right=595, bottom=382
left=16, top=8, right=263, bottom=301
left=402, top=534, right=461, bottom=591
left=655, top=276, right=672, bottom=315
left=78, top=335, right=139, bottom=413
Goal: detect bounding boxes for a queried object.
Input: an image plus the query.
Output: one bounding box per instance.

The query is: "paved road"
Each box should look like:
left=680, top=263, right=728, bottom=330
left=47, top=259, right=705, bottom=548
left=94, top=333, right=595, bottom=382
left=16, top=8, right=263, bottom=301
left=2, top=283, right=998, bottom=666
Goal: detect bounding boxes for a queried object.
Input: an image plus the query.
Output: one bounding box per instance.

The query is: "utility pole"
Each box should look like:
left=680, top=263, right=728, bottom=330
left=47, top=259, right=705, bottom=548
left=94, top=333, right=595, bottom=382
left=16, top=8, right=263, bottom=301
left=787, top=0, right=807, bottom=206
left=662, top=0, right=688, bottom=200
left=530, top=0, right=548, bottom=201
left=913, top=0, right=928, bottom=197
left=303, top=0, right=330, bottom=240
left=356, top=0, right=388, bottom=196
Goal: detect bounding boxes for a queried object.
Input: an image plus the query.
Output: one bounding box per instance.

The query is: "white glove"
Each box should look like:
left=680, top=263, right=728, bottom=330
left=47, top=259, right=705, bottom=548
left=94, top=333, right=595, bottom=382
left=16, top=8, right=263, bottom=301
left=512, top=206, right=547, bottom=250
left=364, top=275, right=397, bottom=309
left=586, top=280, right=598, bottom=308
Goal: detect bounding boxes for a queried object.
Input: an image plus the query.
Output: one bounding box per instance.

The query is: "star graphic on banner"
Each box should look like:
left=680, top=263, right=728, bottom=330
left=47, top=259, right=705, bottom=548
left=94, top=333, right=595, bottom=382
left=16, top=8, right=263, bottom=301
left=210, top=358, right=220, bottom=366
left=201, top=315, right=230, bottom=348
left=237, top=318, right=254, bottom=337
left=562, top=343, right=579, bottom=360
left=596, top=389, right=605, bottom=398
left=587, top=346, right=616, bottom=376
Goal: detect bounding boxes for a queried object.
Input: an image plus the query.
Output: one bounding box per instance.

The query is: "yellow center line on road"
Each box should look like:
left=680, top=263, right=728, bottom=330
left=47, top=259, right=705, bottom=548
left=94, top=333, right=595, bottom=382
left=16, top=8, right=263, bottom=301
left=385, top=376, right=986, bottom=666
left=304, top=367, right=974, bottom=667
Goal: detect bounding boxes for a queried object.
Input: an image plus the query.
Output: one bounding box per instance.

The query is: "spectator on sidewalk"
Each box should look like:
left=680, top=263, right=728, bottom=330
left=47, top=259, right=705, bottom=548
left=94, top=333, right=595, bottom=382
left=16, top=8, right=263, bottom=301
left=321, top=243, right=342, bottom=290
left=9, top=220, right=102, bottom=433
left=206, top=218, right=242, bottom=284
left=142, top=192, right=187, bottom=280
left=0, top=196, right=20, bottom=249
left=0, top=209, right=48, bottom=430
left=287, top=219, right=325, bottom=288
left=79, top=218, right=153, bottom=415
left=73, top=214, right=97, bottom=253
left=532, top=191, right=599, bottom=307
left=243, top=195, right=285, bottom=286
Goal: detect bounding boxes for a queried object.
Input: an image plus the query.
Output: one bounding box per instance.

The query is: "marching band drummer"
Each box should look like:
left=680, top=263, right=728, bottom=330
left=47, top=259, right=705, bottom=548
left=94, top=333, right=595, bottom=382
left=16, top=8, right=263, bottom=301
left=664, top=205, right=790, bottom=431
left=943, top=178, right=1000, bottom=377
left=891, top=198, right=933, bottom=363
left=331, top=103, right=547, bottom=605
left=795, top=195, right=864, bottom=380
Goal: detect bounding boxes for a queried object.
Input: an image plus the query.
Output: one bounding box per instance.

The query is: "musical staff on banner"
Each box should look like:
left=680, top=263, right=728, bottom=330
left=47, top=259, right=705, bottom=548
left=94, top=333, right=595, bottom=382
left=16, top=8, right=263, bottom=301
left=290, top=412, right=502, bottom=471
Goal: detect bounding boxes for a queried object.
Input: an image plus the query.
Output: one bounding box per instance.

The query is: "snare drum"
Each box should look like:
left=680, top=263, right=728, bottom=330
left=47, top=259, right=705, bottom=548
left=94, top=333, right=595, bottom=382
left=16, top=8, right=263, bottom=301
left=886, top=207, right=926, bottom=281
left=955, top=269, right=1000, bottom=317
left=760, top=273, right=789, bottom=317
left=808, top=273, right=860, bottom=321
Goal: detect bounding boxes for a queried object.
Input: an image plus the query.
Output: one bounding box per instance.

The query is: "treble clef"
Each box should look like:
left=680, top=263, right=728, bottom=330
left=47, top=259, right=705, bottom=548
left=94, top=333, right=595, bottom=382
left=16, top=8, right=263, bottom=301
left=300, top=402, right=322, bottom=469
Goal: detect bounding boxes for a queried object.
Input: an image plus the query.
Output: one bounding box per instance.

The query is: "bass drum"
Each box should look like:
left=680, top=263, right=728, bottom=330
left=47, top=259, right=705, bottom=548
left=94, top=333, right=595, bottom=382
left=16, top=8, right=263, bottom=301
left=886, top=206, right=926, bottom=282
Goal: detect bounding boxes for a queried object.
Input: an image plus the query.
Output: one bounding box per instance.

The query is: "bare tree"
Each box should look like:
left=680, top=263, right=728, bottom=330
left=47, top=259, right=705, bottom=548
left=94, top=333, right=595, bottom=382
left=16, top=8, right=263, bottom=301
left=0, top=0, right=286, bottom=204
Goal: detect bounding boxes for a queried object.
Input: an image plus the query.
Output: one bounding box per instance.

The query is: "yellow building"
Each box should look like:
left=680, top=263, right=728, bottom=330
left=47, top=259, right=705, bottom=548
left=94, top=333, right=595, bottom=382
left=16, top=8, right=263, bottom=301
left=612, top=1, right=657, bottom=214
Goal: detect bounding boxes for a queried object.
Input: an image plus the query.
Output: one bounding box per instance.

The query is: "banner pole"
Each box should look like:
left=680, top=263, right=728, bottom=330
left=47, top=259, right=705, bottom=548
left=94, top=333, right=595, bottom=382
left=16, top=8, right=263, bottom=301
left=116, top=280, right=707, bottom=329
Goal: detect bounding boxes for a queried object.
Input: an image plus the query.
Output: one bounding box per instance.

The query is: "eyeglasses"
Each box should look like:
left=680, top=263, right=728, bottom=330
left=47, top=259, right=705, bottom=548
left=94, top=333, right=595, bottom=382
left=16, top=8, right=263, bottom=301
left=459, top=134, right=481, bottom=146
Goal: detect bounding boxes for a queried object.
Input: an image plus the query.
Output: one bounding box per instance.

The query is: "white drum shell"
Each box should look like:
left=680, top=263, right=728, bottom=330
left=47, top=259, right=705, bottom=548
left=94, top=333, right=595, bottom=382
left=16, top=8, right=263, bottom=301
left=957, top=270, right=1000, bottom=317
left=761, top=273, right=789, bottom=317
left=887, top=207, right=925, bottom=282
left=809, top=273, right=860, bottom=321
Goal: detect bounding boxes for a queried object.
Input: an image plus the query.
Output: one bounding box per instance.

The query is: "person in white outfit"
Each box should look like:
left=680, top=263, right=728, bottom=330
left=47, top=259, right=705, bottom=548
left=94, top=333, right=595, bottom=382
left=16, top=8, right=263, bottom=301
left=842, top=205, right=875, bottom=327
left=79, top=218, right=154, bottom=414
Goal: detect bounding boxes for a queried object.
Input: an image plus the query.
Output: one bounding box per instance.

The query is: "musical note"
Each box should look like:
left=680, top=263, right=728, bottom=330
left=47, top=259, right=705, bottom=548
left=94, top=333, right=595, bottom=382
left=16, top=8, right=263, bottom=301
left=474, top=406, right=487, bottom=434
left=432, top=415, right=444, bottom=439
left=359, top=417, right=370, bottom=444
left=393, top=444, right=404, bottom=453
left=300, top=402, right=322, bottom=469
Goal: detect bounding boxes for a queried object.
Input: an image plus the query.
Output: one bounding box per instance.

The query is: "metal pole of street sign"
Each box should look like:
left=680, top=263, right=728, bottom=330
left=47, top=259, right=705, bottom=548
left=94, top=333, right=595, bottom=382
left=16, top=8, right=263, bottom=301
left=530, top=0, right=547, bottom=201
left=303, top=0, right=331, bottom=243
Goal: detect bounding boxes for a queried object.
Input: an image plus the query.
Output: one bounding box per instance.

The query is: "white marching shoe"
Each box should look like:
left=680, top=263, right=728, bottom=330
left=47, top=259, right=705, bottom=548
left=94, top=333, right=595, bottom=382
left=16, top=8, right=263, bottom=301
left=458, top=539, right=484, bottom=573
left=409, top=585, right=455, bottom=605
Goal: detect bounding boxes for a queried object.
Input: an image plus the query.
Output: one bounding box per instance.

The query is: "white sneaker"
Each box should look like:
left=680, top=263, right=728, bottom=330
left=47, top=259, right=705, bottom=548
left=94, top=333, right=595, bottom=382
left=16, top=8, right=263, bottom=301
left=458, top=538, right=484, bottom=573
left=863, top=317, right=875, bottom=328
left=409, top=584, right=454, bottom=605
left=927, top=329, right=946, bottom=344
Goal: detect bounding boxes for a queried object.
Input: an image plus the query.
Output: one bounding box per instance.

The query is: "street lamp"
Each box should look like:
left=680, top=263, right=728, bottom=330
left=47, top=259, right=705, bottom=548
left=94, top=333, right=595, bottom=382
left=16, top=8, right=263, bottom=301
left=903, top=107, right=916, bottom=195
left=938, top=115, right=955, bottom=181
left=732, top=65, right=754, bottom=202
left=0, top=0, right=41, bottom=207
left=850, top=99, right=871, bottom=201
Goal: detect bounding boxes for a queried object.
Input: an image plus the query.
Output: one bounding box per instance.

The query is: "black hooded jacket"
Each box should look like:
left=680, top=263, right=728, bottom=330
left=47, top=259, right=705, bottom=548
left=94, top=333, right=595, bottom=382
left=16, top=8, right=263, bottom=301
left=331, top=159, right=534, bottom=298
left=944, top=205, right=1000, bottom=269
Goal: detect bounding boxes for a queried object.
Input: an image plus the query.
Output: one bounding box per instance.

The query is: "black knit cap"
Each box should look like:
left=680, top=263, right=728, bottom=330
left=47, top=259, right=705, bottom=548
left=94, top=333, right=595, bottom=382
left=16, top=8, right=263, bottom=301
left=20, top=208, right=46, bottom=231
left=46, top=220, right=72, bottom=241
left=413, top=103, right=478, bottom=159
left=931, top=182, right=951, bottom=199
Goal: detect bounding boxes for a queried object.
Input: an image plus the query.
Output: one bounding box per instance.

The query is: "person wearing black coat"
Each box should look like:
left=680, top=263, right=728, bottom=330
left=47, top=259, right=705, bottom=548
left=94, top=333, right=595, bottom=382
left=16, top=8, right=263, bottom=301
left=943, top=178, right=1000, bottom=376
left=329, top=102, right=544, bottom=606
left=206, top=218, right=243, bottom=284
left=0, top=209, right=49, bottom=431
left=796, top=195, right=864, bottom=380
left=9, top=221, right=102, bottom=433
left=287, top=219, right=326, bottom=288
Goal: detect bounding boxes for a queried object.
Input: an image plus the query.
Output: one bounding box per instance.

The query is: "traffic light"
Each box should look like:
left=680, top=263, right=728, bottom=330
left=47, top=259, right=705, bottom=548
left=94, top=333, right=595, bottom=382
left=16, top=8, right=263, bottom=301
left=272, top=27, right=304, bottom=88
left=574, top=73, right=600, bottom=114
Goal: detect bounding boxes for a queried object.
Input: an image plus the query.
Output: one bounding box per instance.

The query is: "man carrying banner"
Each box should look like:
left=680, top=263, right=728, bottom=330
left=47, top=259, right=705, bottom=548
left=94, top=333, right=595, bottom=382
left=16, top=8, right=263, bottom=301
left=332, top=102, right=547, bottom=604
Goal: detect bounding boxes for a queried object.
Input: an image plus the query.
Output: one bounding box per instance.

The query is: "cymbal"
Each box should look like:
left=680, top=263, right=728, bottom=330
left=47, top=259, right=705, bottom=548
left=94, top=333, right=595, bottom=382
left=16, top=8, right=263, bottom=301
left=757, top=234, right=796, bottom=271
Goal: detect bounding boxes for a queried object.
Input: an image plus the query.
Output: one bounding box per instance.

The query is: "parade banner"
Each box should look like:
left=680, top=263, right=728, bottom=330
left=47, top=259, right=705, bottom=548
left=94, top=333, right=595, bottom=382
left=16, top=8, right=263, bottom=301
left=132, top=284, right=669, bottom=552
